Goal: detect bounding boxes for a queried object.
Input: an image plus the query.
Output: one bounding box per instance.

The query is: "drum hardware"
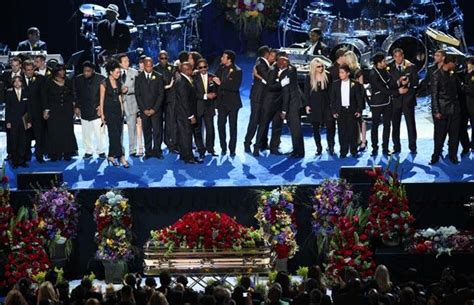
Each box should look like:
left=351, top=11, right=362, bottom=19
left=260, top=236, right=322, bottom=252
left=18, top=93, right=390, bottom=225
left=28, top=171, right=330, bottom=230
left=425, top=27, right=460, bottom=47
left=79, top=3, right=106, bottom=17
left=305, top=7, right=332, bottom=16
left=308, top=1, right=333, bottom=8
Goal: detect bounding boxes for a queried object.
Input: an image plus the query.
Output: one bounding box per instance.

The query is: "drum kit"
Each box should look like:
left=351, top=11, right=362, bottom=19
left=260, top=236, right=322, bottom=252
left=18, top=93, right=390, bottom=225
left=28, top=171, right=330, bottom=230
left=279, top=0, right=467, bottom=72
left=78, top=1, right=209, bottom=66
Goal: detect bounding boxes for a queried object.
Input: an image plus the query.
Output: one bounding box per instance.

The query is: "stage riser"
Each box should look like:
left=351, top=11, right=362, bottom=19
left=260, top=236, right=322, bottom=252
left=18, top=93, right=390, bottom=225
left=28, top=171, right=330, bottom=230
left=8, top=183, right=473, bottom=278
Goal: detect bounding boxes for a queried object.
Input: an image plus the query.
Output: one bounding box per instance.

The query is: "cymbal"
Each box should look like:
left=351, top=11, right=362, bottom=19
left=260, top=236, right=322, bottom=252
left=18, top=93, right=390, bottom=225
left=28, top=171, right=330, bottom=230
left=396, top=12, right=414, bottom=19
left=384, top=12, right=396, bottom=17
left=183, top=3, right=197, bottom=10
left=413, top=0, right=444, bottom=6
left=413, top=13, right=428, bottom=20
left=309, top=1, right=333, bottom=8
left=305, top=7, right=331, bottom=15
left=80, top=3, right=106, bottom=16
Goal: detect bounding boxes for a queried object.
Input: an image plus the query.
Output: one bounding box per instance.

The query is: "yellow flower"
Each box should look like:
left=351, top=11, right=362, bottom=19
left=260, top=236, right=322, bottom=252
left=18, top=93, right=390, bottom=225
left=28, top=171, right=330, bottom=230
left=120, top=201, right=127, bottom=210
left=38, top=220, right=45, bottom=229
left=152, top=75, right=156, bottom=80
left=106, top=239, right=113, bottom=246
left=471, top=76, right=474, bottom=81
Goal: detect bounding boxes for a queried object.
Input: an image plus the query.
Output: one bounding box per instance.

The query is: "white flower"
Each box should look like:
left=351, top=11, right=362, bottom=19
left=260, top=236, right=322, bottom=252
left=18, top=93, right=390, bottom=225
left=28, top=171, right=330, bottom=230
left=391, top=213, right=399, bottom=219
left=421, top=228, right=436, bottom=238
left=115, top=195, right=123, bottom=201
left=106, top=191, right=115, bottom=199
left=243, top=0, right=252, bottom=5
left=256, top=3, right=265, bottom=11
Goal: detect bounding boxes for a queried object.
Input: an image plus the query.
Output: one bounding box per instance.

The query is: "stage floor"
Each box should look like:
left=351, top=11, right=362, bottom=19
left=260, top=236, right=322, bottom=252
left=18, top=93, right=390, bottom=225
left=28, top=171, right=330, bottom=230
left=1, top=58, right=473, bottom=190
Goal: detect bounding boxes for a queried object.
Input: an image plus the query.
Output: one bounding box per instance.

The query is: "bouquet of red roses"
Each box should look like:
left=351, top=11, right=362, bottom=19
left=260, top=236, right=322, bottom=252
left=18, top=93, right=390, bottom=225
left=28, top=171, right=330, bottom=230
left=150, top=211, right=262, bottom=253
left=366, top=167, right=415, bottom=244
left=325, top=206, right=376, bottom=283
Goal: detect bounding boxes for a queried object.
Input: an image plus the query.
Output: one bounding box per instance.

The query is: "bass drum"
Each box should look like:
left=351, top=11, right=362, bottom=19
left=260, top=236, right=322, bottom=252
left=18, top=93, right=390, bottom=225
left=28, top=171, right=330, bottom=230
left=382, top=33, right=427, bottom=72
left=329, top=38, right=368, bottom=62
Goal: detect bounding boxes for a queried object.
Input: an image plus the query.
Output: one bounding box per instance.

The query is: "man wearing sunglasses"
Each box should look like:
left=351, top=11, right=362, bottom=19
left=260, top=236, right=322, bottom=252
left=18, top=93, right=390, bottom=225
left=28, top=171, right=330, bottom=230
left=193, top=58, right=218, bottom=158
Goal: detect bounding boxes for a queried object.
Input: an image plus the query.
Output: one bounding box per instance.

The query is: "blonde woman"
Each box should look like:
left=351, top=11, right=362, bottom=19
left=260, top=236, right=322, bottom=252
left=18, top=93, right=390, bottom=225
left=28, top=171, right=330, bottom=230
left=304, top=58, right=335, bottom=155
left=374, top=264, right=398, bottom=295
left=147, top=291, right=169, bottom=305
left=5, top=289, right=28, bottom=305
left=344, top=50, right=360, bottom=75
left=37, top=282, right=59, bottom=305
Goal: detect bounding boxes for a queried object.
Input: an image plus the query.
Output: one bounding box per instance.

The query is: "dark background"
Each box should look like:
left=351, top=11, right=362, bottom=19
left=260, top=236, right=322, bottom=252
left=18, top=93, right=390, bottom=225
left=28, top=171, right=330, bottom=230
left=1, top=0, right=473, bottom=62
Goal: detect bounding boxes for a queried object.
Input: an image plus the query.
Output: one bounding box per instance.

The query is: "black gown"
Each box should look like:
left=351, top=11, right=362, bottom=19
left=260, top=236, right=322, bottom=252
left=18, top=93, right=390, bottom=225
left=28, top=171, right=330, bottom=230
left=103, top=78, right=124, bottom=158
left=44, top=79, right=78, bottom=159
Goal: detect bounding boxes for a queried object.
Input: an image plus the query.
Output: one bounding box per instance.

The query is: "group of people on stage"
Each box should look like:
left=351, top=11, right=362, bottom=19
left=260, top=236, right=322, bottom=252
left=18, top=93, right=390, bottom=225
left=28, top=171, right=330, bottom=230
left=2, top=35, right=474, bottom=168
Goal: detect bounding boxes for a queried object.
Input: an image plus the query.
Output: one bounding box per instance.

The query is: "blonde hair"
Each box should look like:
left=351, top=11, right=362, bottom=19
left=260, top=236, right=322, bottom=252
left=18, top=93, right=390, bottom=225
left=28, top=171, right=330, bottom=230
left=309, top=58, right=329, bottom=92
left=374, top=265, right=392, bottom=293
left=148, top=292, right=169, bottom=305
left=37, top=282, right=59, bottom=305
left=344, top=51, right=360, bottom=72
left=5, top=289, right=28, bottom=305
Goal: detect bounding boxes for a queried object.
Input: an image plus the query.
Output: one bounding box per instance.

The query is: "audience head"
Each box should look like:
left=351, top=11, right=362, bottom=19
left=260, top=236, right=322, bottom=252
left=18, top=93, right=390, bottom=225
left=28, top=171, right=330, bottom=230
left=85, top=299, right=100, bottom=305
left=82, top=61, right=95, bottom=78
left=37, top=281, right=59, bottom=305
left=81, top=277, right=93, bottom=290
left=148, top=291, right=168, bottom=305
left=5, top=289, right=29, bottom=305
left=10, top=57, right=22, bottom=73
left=309, top=288, right=322, bottom=305
left=145, top=277, right=158, bottom=288
left=213, top=286, right=231, bottom=304
left=221, top=50, right=236, bottom=66
left=52, top=64, right=66, bottom=79
left=367, top=288, right=380, bottom=305
left=121, top=285, right=135, bottom=303
left=176, top=275, right=188, bottom=287
left=231, top=285, right=246, bottom=305
left=16, top=278, right=32, bottom=296
left=375, top=264, right=392, bottom=293
left=27, top=27, right=41, bottom=44
left=159, top=271, right=172, bottom=288
left=399, top=287, right=416, bottom=305
left=267, top=283, right=283, bottom=303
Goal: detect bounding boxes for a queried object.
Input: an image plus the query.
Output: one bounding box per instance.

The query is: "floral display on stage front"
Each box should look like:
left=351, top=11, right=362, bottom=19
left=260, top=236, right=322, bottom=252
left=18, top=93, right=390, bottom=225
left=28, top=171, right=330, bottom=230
left=94, top=191, right=134, bottom=262
left=366, top=167, right=415, bottom=245
left=149, top=211, right=263, bottom=253
left=255, top=186, right=298, bottom=260
left=34, top=186, right=79, bottom=258
left=220, top=0, right=283, bottom=31
left=407, top=226, right=474, bottom=257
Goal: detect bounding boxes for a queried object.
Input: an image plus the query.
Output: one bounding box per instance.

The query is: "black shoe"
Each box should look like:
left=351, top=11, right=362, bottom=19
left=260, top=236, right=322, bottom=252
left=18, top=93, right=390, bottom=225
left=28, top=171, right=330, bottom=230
left=244, top=144, right=252, bottom=153
left=169, top=148, right=179, bottom=154
left=371, top=149, right=378, bottom=157
left=316, top=147, right=322, bottom=156
left=393, top=149, right=401, bottom=154
left=36, top=157, right=45, bottom=163
left=20, top=162, right=29, bottom=168
left=221, top=150, right=227, bottom=156
left=261, top=143, right=269, bottom=151
left=410, top=150, right=417, bottom=155
left=382, top=150, right=391, bottom=156
left=429, top=156, right=439, bottom=165
left=208, top=151, right=218, bottom=157
left=230, top=151, right=236, bottom=157
left=358, top=141, right=367, bottom=152
left=144, top=154, right=153, bottom=160
left=340, top=154, right=347, bottom=159
left=289, top=153, right=304, bottom=158
left=270, top=150, right=283, bottom=155
left=449, top=156, right=460, bottom=164
left=351, top=153, right=359, bottom=158
left=64, top=156, right=72, bottom=161
left=98, top=153, right=106, bottom=159
left=130, top=153, right=138, bottom=158
left=155, top=153, right=164, bottom=160
left=327, top=147, right=335, bottom=156
left=83, top=153, right=93, bottom=160
left=253, top=149, right=260, bottom=157
left=199, top=153, right=205, bottom=159
left=461, top=148, right=470, bottom=157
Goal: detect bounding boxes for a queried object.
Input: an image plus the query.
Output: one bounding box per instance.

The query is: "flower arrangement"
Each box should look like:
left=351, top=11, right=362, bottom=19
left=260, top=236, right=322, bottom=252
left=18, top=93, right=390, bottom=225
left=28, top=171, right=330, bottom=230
left=94, top=191, right=134, bottom=262
left=366, top=167, right=415, bottom=244
left=3, top=207, right=51, bottom=287
left=220, top=0, right=283, bottom=32
left=149, top=211, right=263, bottom=254
left=325, top=206, right=376, bottom=284
left=255, top=186, right=298, bottom=259
left=312, top=179, right=354, bottom=252
left=407, top=226, right=474, bottom=257
left=34, top=186, right=79, bottom=256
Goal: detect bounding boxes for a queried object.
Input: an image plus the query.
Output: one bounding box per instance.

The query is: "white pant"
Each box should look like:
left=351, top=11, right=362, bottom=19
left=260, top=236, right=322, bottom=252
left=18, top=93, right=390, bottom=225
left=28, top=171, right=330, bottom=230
left=81, top=118, right=106, bottom=155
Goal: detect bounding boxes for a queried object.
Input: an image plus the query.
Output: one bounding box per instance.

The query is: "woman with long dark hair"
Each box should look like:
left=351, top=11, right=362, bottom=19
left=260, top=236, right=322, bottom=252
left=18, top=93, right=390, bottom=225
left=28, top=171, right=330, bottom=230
left=100, top=59, right=129, bottom=168
left=304, top=58, right=335, bottom=156
left=43, top=64, right=77, bottom=161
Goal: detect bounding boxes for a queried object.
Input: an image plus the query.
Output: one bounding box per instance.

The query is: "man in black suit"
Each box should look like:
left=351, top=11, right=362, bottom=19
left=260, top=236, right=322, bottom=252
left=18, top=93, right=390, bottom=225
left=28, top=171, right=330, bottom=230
left=74, top=61, right=106, bottom=160
left=175, top=62, right=202, bottom=164
left=430, top=54, right=461, bottom=165
left=244, top=46, right=275, bottom=153
left=97, top=4, right=131, bottom=55
left=34, top=54, right=53, bottom=77
left=368, top=52, right=404, bottom=156
left=420, top=49, right=446, bottom=95
left=281, top=57, right=305, bottom=158
left=2, top=57, right=23, bottom=89
left=16, top=27, right=47, bottom=52
left=327, top=48, right=347, bottom=81
left=135, top=57, right=165, bottom=159
left=193, top=58, right=218, bottom=157
left=154, top=50, right=178, bottom=152
left=22, top=60, right=47, bottom=163
left=389, top=48, right=419, bottom=154
left=331, top=64, right=364, bottom=158
left=214, top=50, right=242, bottom=156
left=305, top=28, right=329, bottom=56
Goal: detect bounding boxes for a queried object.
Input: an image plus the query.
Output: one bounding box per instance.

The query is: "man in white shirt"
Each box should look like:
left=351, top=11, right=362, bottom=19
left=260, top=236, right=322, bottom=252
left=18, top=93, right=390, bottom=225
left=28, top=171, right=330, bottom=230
left=330, top=64, right=364, bottom=158
left=34, top=55, right=52, bottom=77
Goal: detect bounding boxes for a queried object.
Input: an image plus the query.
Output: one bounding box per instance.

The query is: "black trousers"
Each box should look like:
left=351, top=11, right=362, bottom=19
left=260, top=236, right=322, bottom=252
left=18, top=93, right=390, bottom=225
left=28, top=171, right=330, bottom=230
left=141, top=111, right=163, bottom=155
left=459, top=99, right=474, bottom=150
left=106, top=114, right=124, bottom=158
left=177, top=117, right=194, bottom=160
left=392, top=102, right=417, bottom=152
left=244, top=101, right=263, bottom=146
left=433, top=112, right=460, bottom=158
left=9, top=123, right=28, bottom=165
left=30, top=117, right=47, bottom=159
left=163, top=99, right=178, bottom=150
left=371, top=104, right=392, bottom=152
left=337, top=111, right=359, bottom=156
left=194, top=112, right=215, bottom=154
left=287, top=108, right=305, bottom=155
left=217, top=107, right=239, bottom=153
left=311, top=119, right=336, bottom=151
left=254, top=103, right=283, bottom=152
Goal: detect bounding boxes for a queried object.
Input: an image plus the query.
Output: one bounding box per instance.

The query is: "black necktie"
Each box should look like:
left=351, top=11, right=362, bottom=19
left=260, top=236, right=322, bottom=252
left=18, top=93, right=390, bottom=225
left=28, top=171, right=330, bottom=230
left=398, top=65, right=402, bottom=73
left=122, top=71, right=126, bottom=83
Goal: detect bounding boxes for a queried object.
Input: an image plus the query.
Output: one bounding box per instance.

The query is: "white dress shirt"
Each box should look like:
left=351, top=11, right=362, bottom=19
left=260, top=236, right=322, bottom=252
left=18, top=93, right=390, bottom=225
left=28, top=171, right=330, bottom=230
left=37, top=68, right=47, bottom=76
left=201, top=73, right=208, bottom=100
left=15, top=88, right=22, bottom=101
left=341, top=79, right=350, bottom=107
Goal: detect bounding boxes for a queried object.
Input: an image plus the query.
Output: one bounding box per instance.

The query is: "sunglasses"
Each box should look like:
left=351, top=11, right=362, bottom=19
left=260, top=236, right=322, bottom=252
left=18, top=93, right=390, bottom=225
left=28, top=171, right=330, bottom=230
left=316, top=65, right=323, bottom=68
left=198, top=66, right=208, bottom=69
left=159, top=57, right=168, bottom=60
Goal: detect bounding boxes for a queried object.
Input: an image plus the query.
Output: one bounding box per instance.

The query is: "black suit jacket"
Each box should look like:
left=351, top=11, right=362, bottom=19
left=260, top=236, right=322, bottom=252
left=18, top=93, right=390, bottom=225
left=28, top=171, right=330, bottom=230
left=389, top=61, right=419, bottom=108
left=307, top=40, right=329, bottom=56
left=330, top=79, right=364, bottom=115
left=431, top=69, right=461, bottom=115
left=263, top=68, right=283, bottom=108
left=97, top=19, right=131, bottom=54
left=281, top=65, right=303, bottom=113
left=5, top=88, right=31, bottom=125
left=250, top=57, right=271, bottom=104
left=2, top=70, right=23, bottom=90
left=74, top=73, right=105, bottom=120
left=175, top=75, right=197, bottom=119
left=368, top=67, right=398, bottom=107
left=193, top=72, right=217, bottom=117
left=215, top=64, right=242, bottom=111
left=17, top=40, right=47, bottom=51
left=135, top=71, right=164, bottom=112
left=23, top=74, right=46, bottom=120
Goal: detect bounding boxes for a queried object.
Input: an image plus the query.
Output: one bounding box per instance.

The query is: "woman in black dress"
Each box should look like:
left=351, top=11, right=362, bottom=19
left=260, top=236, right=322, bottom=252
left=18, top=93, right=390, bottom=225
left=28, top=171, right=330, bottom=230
left=44, top=64, right=78, bottom=161
left=304, top=58, right=335, bottom=156
left=100, top=60, right=129, bottom=168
